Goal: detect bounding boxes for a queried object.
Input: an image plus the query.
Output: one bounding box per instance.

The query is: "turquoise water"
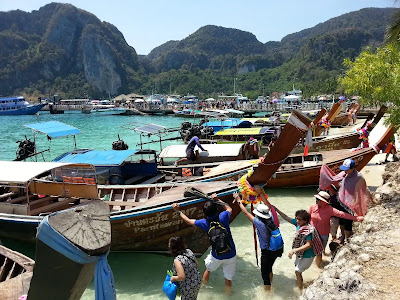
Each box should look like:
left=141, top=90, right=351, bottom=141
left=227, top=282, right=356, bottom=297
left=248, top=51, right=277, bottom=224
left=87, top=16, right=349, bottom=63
left=0, top=112, right=323, bottom=299
left=0, top=112, right=186, bottom=161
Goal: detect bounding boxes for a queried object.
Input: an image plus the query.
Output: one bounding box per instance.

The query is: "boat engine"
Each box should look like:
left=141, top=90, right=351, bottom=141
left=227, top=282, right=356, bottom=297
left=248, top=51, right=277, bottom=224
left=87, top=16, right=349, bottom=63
left=15, top=136, right=35, bottom=161
left=112, top=134, right=129, bottom=150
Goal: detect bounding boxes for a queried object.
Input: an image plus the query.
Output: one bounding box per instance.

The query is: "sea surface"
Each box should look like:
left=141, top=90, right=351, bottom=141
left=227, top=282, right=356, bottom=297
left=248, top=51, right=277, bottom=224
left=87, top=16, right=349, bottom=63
left=0, top=112, right=323, bottom=299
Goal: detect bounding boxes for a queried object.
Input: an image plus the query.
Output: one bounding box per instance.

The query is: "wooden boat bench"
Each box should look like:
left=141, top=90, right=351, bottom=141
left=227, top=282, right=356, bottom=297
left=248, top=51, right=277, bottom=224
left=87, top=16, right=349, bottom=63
left=28, top=196, right=58, bottom=210
left=29, top=198, right=73, bottom=216
left=141, top=174, right=165, bottom=184
left=124, top=175, right=147, bottom=185
left=5, top=194, right=39, bottom=204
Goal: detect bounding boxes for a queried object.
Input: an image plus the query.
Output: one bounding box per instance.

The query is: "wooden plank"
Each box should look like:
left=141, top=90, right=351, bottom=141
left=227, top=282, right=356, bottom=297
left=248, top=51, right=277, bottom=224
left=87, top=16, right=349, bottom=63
left=29, top=198, right=73, bottom=216
left=5, top=195, right=38, bottom=204
left=104, top=201, right=141, bottom=207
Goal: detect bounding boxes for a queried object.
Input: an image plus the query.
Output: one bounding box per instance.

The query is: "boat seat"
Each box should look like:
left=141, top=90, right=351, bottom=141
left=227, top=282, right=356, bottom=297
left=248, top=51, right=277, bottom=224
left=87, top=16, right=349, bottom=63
left=5, top=195, right=38, bottom=204
left=124, top=175, right=146, bottom=185
left=141, top=174, right=165, bottom=184
left=29, top=198, right=73, bottom=216
left=0, top=192, right=17, bottom=201
left=28, top=196, right=57, bottom=210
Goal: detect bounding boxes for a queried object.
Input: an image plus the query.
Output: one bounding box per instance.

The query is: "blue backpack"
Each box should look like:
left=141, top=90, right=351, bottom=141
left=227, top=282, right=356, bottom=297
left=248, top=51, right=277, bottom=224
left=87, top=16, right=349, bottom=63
left=268, top=228, right=284, bottom=251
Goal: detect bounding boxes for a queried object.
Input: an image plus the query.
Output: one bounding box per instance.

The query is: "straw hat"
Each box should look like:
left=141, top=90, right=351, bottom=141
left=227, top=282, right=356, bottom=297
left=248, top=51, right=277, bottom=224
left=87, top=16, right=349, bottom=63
left=253, top=204, right=272, bottom=219
left=314, top=191, right=331, bottom=203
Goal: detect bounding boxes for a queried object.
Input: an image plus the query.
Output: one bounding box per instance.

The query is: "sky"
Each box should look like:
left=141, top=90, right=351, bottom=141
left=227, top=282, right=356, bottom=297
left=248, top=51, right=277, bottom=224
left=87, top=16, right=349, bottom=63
left=0, top=0, right=397, bottom=55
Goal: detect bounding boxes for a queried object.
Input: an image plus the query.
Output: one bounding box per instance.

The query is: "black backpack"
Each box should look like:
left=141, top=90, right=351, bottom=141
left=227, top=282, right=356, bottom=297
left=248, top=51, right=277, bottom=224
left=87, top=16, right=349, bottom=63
left=208, top=221, right=232, bottom=255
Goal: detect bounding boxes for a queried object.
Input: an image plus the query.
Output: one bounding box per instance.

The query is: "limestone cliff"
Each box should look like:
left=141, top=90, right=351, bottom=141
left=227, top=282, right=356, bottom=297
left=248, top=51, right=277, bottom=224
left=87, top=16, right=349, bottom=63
left=0, top=3, right=138, bottom=97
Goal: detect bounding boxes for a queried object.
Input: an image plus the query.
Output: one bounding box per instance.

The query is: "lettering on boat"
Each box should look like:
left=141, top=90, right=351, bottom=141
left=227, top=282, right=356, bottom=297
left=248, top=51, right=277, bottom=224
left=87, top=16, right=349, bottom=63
left=123, top=207, right=201, bottom=231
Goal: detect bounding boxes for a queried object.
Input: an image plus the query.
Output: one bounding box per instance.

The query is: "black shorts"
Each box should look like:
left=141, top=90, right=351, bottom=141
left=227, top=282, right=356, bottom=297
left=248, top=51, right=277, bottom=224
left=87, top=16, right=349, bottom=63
left=186, top=149, right=196, bottom=161
left=339, top=218, right=353, bottom=231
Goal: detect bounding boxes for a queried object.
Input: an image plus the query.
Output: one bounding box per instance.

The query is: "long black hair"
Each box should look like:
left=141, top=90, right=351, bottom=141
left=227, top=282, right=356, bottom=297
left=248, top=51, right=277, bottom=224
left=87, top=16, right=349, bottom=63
left=168, top=236, right=186, bottom=257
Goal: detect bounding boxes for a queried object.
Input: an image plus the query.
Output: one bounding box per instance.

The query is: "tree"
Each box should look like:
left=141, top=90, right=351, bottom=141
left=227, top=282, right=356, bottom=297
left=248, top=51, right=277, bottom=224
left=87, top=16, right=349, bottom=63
left=339, top=44, right=400, bottom=126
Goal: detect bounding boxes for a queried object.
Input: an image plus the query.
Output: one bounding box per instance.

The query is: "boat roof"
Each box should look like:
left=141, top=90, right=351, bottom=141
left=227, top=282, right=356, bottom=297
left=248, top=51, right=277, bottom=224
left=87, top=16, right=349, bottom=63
left=52, top=150, right=140, bottom=166
left=24, top=121, right=81, bottom=139
left=202, top=118, right=251, bottom=127
left=215, top=127, right=275, bottom=136
left=159, top=143, right=244, bottom=158
left=0, top=161, right=73, bottom=184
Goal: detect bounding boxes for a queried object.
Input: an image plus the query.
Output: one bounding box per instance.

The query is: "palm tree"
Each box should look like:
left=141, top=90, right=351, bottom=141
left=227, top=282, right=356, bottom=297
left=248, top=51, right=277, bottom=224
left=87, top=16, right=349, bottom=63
left=386, top=1, right=400, bottom=44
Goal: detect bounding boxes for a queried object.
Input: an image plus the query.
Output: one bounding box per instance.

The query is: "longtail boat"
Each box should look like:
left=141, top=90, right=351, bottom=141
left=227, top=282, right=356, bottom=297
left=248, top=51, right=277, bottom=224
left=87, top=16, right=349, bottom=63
left=266, top=125, right=394, bottom=188
left=331, top=102, right=361, bottom=127
left=169, top=110, right=312, bottom=184
left=0, top=161, right=239, bottom=254
left=0, top=201, right=112, bottom=300
left=314, top=102, right=343, bottom=136
left=291, top=106, right=387, bottom=154
left=0, top=246, right=34, bottom=300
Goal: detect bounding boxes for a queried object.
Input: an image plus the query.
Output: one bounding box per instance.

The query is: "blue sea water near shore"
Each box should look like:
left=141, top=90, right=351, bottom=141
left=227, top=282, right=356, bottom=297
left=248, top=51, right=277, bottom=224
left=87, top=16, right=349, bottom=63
left=0, top=112, right=322, bottom=299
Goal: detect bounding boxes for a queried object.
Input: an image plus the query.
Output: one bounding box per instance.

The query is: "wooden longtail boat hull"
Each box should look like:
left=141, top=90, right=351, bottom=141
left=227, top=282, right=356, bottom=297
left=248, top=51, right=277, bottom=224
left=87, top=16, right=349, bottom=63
left=0, top=181, right=239, bottom=254
left=179, top=110, right=313, bottom=185
left=330, top=113, right=350, bottom=126
left=291, top=106, right=387, bottom=154
left=27, top=201, right=111, bottom=300
left=266, top=126, right=394, bottom=188
left=314, top=102, right=342, bottom=136
left=102, top=182, right=240, bottom=253
left=0, top=245, right=34, bottom=300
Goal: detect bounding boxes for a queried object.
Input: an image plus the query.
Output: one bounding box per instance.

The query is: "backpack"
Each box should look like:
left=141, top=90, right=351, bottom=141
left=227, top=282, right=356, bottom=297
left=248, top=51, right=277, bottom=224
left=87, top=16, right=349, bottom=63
left=208, top=221, right=232, bottom=255
left=268, top=228, right=284, bottom=251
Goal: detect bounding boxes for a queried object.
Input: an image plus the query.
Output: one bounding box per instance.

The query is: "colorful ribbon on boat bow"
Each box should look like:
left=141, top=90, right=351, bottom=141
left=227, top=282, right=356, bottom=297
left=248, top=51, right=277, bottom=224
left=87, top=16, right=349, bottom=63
left=236, top=168, right=267, bottom=204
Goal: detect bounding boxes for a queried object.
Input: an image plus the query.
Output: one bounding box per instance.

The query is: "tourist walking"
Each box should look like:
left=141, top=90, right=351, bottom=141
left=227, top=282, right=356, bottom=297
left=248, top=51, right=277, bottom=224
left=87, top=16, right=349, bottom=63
left=273, top=207, right=323, bottom=290
left=327, top=184, right=347, bottom=244
left=168, top=236, right=202, bottom=300
left=308, top=190, right=364, bottom=268
left=337, top=159, right=371, bottom=243
left=175, top=136, right=207, bottom=166
left=234, top=187, right=283, bottom=291
left=172, top=194, right=236, bottom=294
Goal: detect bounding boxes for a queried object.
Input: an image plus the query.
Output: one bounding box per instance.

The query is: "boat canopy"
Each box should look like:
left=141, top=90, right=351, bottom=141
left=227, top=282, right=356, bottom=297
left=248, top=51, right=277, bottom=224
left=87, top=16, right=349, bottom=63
left=159, top=143, right=244, bottom=158
left=202, top=118, right=252, bottom=129
left=0, top=161, right=72, bottom=184
left=215, top=127, right=275, bottom=136
left=24, top=121, right=81, bottom=139
left=52, top=150, right=140, bottom=166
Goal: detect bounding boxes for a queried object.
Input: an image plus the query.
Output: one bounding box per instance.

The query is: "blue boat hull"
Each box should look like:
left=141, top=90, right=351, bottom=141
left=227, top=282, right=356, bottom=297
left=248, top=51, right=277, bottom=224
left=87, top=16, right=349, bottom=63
left=0, top=104, right=45, bottom=116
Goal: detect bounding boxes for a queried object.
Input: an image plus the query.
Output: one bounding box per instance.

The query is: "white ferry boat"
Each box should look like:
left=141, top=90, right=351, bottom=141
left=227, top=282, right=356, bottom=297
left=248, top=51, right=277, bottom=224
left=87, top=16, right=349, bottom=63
left=0, top=96, right=45, bottom=116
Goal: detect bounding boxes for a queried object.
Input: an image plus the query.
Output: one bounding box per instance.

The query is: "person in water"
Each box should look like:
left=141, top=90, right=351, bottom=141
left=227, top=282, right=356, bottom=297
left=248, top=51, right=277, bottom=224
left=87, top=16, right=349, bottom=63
left=273, top=207, right=323, bottom=290
left=175, top=136, right=207, bottom=166
left=172, top=194, right=237, bottom=294
left=235, top=186, right=283, bottom=291
left=168, top=236, right=202, bottom=300
left=308, top=190, right=364, bottom=268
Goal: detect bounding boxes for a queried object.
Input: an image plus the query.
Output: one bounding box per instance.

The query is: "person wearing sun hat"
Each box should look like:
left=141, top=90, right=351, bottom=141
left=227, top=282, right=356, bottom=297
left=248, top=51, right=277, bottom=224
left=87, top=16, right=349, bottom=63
left=235, top=186, right=283, bottom=292
left=308, top=189, right=364, bottom=268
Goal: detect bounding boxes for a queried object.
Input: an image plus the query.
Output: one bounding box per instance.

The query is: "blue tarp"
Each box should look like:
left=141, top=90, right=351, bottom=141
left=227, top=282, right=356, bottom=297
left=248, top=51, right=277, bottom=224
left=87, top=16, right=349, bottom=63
left=52, top=150, right=138, bottom=166
left=37, top=214, right=116, bottom=300
left=24, top=121, right=81, bottom=139
left=202, top=118, right=252, bottom=132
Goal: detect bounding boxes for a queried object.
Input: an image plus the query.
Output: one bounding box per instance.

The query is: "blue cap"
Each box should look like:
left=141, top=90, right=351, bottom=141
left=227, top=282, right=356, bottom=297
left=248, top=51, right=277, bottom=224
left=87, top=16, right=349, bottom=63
left=340, top=159, right=355, bottom=171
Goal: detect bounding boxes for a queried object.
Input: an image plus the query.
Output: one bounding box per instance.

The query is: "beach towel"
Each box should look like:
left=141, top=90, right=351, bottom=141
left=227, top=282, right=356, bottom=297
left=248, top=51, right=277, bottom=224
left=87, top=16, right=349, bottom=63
left=318, top=164, right=346, bottom=190
left=319, top=164, right=371, bottom=216
left=292, top=224, right=324, bottom=257
left=338, top=171, right=372, bottom=216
